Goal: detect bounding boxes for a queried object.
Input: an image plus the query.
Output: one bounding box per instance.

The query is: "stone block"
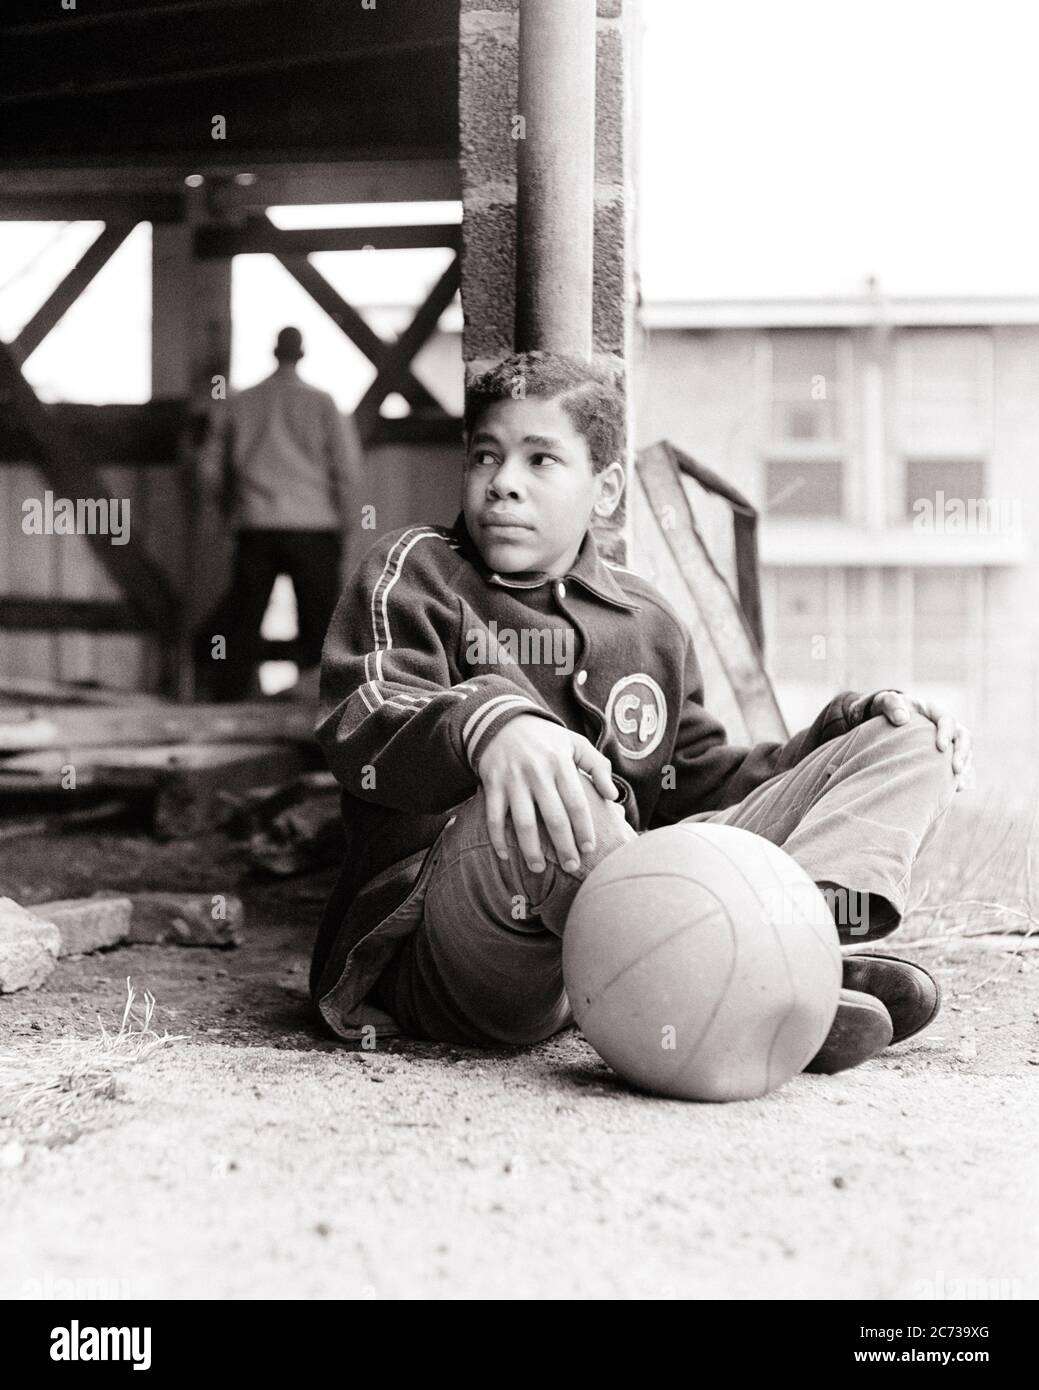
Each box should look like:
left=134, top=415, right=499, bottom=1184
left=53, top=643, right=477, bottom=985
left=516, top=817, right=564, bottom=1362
left=122, top=893, right=245, bottom=948
left=29, top=896, right=132, bottom=958
left=0, top=897, right=60, bottom=993
left=461, top=201, right=518, bottom=361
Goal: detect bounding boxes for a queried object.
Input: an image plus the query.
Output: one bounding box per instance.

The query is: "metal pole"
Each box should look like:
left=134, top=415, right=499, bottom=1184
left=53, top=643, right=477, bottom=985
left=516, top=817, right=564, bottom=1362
left=515, top=0, right=597, bottom=358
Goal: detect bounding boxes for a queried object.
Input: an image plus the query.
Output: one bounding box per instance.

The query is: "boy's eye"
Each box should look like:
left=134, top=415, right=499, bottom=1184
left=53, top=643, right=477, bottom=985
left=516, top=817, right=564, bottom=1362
left=530, top=452, right=560, bottom=467
left=470, top=450, right=499, bottom=467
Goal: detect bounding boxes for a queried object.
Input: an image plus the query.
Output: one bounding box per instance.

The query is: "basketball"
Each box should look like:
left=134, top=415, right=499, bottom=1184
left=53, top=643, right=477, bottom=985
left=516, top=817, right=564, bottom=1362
left=562, top=822, right=842, bottom=1101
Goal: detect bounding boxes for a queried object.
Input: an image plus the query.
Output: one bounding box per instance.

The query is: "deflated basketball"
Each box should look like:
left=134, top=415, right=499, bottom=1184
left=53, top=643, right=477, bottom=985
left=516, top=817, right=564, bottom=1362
left=562, top=822, right=842, bottom=1101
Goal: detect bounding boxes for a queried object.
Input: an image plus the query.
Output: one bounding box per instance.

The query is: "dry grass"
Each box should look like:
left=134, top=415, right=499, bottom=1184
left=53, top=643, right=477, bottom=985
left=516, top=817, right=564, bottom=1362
left=0, top=979, right=184, bottom=1146
left=900, top=777, right=1039, bottom=993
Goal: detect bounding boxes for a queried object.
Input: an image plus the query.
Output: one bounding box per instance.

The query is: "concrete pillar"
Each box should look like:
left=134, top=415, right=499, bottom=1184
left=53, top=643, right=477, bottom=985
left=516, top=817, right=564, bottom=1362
left=458, top=0, right=640, bottom=561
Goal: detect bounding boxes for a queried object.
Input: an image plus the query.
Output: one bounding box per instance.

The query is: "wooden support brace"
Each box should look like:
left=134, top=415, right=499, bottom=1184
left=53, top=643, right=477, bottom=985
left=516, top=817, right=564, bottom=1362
left=353, top=254, right=462, bottom=443
left=0, top=341, right=179, bottom=633
left=195, top=219, right=462, bottom=258
left=13, top=222, right=137, bottom=361
left=270, top=240, right=442, bottom=415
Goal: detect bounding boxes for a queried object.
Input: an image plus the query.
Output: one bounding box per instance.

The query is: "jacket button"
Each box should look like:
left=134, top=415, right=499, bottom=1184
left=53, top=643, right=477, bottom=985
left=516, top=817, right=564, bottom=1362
left=576, top=669, right=587, bottom=686
left=555, top=581, right=567, bottom=601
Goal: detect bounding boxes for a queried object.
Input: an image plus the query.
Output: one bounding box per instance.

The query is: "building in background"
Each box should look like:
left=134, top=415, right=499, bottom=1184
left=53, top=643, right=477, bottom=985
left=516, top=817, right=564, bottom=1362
left=636, top=292, right=1038, bottom=754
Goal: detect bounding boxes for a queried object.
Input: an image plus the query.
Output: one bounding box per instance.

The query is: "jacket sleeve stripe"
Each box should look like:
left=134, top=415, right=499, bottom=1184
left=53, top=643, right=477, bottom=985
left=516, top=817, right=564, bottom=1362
left=370, top=527, right=448, bottom=654
left=462, top=693, right=543, bottom=764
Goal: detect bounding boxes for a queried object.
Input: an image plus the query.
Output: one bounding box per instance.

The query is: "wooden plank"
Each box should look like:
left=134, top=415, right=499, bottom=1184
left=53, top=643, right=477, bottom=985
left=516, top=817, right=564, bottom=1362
left=0, top=341, right=179, bottom=633
left=0, top=191, right=182, bottom=221
left=0, top=160, right=459, bottom=215
left=0, top=598, right=148, bottom=632
left=13, top=222, right=136, bottom=360
left=0, top=740, right=311, bottom=839
left=154, top=743, right=310, bottom=839
left=0, top=702, right=316, bottom=754
left=195, top=219, right=462, bottom=259
left=634, top=442, right=789, bottom=743
left=0, top=402, right=187, bottom=466
left=0, top=676, right=164, bottom=705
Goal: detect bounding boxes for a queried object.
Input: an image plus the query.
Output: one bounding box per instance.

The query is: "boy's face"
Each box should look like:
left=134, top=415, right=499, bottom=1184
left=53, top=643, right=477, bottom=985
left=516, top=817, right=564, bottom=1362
left=463, top=396, right=624, bottom=576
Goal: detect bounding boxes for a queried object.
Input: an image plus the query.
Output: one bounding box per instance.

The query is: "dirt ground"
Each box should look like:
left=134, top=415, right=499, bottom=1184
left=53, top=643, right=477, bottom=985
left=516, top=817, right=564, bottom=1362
left=0, top=756, right=1037, bottom=1301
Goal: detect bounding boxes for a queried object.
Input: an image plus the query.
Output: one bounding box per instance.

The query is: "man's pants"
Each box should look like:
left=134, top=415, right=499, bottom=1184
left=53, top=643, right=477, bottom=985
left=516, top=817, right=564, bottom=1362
left=196, top=529, right=341, bottom=701
left=370, top=713, right=959, bottom=1047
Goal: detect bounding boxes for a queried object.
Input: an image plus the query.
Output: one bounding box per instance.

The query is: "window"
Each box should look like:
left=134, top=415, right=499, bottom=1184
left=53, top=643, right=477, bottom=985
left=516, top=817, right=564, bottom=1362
left=904, top=458, right=986, bottom=520
left=764, top=331, right=847, bottom=519
left=898, top=330, right=991, bottom=454
left=765, top=458, right=844, bottom=517
left=769, top=332, right=842, bottom=442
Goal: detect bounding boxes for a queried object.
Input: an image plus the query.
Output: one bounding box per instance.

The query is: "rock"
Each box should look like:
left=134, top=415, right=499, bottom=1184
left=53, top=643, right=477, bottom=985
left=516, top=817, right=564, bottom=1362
left=0, top=897, right=60, bottom=992
left=29, top=896, right=132, bottom=958
left=112, top=892, right=245, bottom=948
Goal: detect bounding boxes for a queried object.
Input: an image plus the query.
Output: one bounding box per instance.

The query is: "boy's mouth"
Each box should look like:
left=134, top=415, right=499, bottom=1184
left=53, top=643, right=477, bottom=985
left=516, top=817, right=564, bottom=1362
left=481, top=513, right=534, bottom=534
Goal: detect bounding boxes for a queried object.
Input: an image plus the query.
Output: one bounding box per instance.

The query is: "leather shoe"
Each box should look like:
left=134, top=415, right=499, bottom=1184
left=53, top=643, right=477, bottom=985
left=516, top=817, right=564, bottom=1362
left=841, top=953, right=941, bottom=1044
left=804, top=988, right=893, bottom=1074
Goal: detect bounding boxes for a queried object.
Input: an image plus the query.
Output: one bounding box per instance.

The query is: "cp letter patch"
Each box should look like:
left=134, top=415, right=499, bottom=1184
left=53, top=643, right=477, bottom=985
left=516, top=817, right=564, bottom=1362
left=604, top=673, right=667, bottom=760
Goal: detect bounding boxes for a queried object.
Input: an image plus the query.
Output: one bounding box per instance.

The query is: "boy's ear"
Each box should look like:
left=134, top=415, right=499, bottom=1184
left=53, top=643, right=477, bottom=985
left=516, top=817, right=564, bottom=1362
left=593, top=459, right=626, bottom=517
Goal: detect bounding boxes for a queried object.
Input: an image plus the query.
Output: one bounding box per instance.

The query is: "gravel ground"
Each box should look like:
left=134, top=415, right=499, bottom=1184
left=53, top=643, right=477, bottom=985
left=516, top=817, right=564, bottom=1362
left=0, top=762, right=1037, bottom=1301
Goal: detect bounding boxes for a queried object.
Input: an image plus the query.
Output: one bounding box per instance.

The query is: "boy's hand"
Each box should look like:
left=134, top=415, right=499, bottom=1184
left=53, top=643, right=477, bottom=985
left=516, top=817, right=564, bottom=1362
left=853, top=690, right=974, bottom=789
left=476, top=715, right=619, bottom=873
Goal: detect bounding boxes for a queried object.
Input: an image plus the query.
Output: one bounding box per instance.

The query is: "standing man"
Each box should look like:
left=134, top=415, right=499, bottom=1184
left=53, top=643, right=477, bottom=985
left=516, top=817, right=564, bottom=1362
left=196, top=326, right=363, bottom=701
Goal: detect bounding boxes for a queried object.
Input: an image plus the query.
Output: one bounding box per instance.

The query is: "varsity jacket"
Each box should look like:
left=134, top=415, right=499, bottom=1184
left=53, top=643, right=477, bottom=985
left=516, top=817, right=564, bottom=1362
left=310, top=514, right=870, bottom=1040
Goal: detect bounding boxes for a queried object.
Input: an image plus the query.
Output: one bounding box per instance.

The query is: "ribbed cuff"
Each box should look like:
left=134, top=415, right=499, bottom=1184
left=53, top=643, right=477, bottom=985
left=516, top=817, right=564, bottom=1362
left=459, top=688, right=561, bottom=770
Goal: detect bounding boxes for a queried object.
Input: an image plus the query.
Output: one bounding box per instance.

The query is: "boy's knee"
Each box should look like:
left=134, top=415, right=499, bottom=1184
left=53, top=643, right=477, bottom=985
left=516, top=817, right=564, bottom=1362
left=581, top=780, right=638, bottom=865
left=861, top=711, right=957, bottom=795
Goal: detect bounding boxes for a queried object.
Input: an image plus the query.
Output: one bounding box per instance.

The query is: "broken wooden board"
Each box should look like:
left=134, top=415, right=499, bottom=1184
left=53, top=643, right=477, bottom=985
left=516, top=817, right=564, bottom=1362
left=221, top=771, right=344, bottom=876
left=0, top=677, right=167, bottom=706
left=632, top=442, right=788, bottom=744
left=0, top=701, right=316, bottom=754
left=0, top=742, right=311, bottom=839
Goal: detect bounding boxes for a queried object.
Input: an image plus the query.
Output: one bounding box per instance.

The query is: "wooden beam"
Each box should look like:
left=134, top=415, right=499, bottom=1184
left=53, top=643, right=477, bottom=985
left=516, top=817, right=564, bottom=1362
left=0, top=192, right=183, bottom=222
left=0, top=342, right=180, bottom=632
left=210, top=159, right=460, bottom=210
left=0, top=598, right=149, bottom=632
left=354, top=254, right=462, bottom=442
left=12, top=222, right=136, bottom=360
left=0, top=702, right=316, bottom=754
left=0, top=402, right=187, bottom=466
left=194, top=219, right=461, bottom=259
left=271, top=243, right=441, bottom=415
left=0, top=160, right=459, bottom=210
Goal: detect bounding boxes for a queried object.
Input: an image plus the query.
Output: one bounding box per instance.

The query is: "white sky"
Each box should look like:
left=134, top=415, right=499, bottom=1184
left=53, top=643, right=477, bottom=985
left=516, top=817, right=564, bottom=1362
left=1, top=0, right=1037, bottom=404
left=639, top=0, right=1039, bottom=300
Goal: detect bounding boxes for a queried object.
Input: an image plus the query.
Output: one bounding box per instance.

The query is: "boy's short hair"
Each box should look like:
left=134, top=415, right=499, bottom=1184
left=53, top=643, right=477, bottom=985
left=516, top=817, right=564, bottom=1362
left=464, top=351, right=623, bottom=474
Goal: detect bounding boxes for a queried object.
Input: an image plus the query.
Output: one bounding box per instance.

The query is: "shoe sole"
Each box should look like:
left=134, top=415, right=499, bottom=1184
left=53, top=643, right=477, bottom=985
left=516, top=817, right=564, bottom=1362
left=804, top=989, right=894, bottom=1075
left=842, top=953, right=942, bottom=1045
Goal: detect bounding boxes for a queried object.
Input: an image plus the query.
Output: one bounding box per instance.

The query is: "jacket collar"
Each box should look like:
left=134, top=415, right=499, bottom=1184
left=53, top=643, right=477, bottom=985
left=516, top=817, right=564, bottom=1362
left=451, top=513, right=641, bottom=612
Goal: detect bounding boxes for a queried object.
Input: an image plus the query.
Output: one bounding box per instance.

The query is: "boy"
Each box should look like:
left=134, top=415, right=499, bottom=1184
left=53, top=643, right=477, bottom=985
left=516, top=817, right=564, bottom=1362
left=310, top=353, right=972, bottom=1074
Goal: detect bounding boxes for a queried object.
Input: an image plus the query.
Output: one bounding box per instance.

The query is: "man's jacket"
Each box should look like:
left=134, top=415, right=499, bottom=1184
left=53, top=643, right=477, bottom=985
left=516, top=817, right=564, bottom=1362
left=199, top=366, right=362, bottom=531
left=310, top=514, right=868, bottom=1040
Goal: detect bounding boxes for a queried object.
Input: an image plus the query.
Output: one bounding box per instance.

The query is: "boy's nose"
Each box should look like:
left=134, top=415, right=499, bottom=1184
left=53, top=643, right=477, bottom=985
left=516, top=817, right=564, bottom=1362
left=489, top=463, right=525, bottom=497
